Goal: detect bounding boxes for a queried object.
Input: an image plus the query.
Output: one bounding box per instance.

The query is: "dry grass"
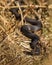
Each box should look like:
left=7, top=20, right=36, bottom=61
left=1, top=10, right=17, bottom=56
left=0, top=0, right=52, bottom=65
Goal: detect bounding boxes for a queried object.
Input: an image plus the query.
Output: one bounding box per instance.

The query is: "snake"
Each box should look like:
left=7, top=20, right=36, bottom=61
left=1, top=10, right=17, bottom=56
left=9, top=0, right=43, bottom=55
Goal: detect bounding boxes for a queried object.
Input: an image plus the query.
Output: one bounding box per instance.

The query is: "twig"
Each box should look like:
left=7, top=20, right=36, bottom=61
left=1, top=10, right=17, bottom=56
left=7, top=54, right=21, bottom=64
left=0, top=5, right=47, bottom=9
left=0, top=4, right=52, bottom=9
left=0, top=58, right=6, bottom=64
left=36, top=0, right=42, bottom=5
left=32, top=9, right=41, bottom=20
left=16, top=2, right=24, bottom=25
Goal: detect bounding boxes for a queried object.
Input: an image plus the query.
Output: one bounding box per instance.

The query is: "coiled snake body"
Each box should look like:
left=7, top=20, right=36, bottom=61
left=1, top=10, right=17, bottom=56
left=21, top=17, right=42, bottom=48
left=10, top=8, right=43, bottom=55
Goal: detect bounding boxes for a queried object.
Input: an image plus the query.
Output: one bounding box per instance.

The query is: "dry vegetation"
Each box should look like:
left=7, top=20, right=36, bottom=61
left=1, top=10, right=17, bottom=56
left=0, top=0, right=52, bottom=65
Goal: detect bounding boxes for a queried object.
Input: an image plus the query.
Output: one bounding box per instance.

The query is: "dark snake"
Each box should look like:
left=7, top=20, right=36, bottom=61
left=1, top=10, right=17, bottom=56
left=9, top=1, right=43, bottom=55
